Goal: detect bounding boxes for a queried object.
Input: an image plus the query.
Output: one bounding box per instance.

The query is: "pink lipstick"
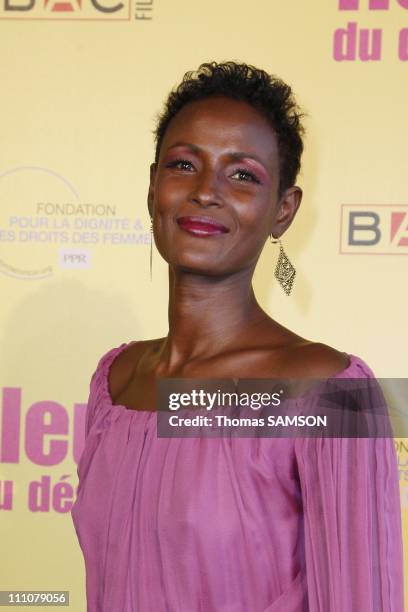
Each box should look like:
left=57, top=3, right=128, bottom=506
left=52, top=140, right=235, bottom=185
left=176, top=216, right=229, bottom=237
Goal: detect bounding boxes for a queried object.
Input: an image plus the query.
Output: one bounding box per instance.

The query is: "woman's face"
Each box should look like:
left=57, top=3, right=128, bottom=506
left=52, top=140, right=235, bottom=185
left=148, top=95, right=301, bottom=276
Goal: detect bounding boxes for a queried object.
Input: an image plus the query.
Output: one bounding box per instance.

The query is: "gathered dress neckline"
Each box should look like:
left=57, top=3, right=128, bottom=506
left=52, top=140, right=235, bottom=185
left=100, top=340, right=367, bottom=415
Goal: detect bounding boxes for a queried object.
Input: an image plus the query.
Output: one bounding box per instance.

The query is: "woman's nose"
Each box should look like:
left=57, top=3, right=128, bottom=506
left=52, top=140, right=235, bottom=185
left=189, top=168, right=222, bottom=207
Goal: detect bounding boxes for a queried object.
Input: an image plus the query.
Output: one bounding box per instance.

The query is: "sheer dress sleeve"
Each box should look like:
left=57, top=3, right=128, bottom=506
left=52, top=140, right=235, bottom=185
left=293, top=359, right=404, bottom=611
left=75, top=345, right=125, bottom=502
left=83, top=345, right=120, bottom=439
left=84, top=367, right=99, bottom=440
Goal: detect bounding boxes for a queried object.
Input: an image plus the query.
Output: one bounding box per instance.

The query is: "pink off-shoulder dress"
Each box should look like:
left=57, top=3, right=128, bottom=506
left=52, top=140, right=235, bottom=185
left=70, top=342, right=405, bottom=612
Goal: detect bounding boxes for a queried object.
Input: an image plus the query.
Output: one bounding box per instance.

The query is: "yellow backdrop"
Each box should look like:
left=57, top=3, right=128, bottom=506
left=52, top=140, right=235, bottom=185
left=1, top=0, right=407, bottom=609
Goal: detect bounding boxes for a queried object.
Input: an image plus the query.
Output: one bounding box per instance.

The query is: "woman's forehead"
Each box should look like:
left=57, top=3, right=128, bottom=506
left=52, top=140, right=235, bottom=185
left=160, top=96, right=279, bottom=163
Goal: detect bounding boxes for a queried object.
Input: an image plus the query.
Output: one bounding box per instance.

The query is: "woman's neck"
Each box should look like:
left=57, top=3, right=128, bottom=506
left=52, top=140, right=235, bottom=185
left=158, top=266, right=271, bottom=370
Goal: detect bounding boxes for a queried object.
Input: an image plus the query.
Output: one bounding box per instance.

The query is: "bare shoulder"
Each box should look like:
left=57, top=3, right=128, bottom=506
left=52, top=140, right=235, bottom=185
left=287, top=341, right=350, bottom=377
left=108, top=338, right=161, bottom=400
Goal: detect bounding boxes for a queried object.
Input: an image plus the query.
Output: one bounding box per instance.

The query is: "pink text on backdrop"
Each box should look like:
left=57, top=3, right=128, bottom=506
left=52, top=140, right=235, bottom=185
left=339, top=0, right=408, bottom=9
left=0, top=474, right=79, bottom=512
left=1, top=387, right=86, bottom=465
left=333, top=22, right=382, bottom=60
left=335, top=0, right=408, bottom=60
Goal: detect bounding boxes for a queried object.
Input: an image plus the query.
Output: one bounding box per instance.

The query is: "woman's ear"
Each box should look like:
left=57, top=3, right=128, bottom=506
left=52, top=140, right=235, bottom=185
left=270, top=185, right=303, bottom=237
left=147, top=162, right=157, bottom=218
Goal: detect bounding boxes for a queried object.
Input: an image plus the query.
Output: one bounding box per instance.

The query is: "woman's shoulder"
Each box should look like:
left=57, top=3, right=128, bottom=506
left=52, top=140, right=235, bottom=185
left=250, top=319, right=375, bottom=379
left=93, top=338, right=158, bottom=371
left=279, top=340, right=376, bottom=379
left=95, top=338, right=162, bottom=403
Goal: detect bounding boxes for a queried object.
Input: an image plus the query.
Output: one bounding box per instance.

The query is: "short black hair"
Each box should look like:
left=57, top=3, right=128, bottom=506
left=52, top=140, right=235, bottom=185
left=153, top=61, right=305, bottom=196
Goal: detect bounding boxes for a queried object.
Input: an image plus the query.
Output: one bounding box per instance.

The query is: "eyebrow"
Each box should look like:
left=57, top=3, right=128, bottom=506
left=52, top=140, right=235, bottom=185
left=165, top=142, right=270, bottom=173
left=166, top=142, right=201, bottom=154
left=228, top=151, right=269, bottom=173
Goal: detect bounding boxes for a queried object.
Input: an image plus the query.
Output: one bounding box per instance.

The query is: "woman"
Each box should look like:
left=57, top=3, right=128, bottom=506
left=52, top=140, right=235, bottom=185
left=71, top=62, right=404, bottom=611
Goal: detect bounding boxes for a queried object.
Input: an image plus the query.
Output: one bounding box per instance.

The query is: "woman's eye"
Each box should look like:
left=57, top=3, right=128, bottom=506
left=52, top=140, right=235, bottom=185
left=230, top=168, right=261, bottom=184
left=166, top=159, right=194, bottom=171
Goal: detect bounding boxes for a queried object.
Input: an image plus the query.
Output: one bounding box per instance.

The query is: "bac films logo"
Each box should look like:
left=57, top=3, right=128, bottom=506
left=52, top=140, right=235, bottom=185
left=0, top=0, right=152, bottom=20
left=340, top=205, right=408, bottom=254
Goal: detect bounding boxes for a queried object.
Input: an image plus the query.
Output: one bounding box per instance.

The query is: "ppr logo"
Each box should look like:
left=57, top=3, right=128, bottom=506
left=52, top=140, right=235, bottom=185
left=340, top=205, right=408, bottom=254
left=0, top=0, right=129, bottom=19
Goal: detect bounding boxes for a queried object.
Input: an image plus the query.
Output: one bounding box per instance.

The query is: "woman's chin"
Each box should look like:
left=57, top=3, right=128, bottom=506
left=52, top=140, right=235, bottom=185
left=171, top=262, right=226, bottom=277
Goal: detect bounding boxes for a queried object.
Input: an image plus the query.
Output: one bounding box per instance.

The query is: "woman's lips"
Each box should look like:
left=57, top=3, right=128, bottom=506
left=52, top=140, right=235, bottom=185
left=176, top=216, right=229, bottom=236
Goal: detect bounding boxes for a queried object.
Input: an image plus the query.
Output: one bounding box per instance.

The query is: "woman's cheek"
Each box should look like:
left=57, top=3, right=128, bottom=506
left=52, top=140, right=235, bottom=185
left=155, top=182, right=182, bottom=207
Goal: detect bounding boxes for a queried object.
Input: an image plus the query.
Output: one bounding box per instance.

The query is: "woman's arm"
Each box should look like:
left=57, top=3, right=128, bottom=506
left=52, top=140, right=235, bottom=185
left=294, top=435, right=404, bottom=611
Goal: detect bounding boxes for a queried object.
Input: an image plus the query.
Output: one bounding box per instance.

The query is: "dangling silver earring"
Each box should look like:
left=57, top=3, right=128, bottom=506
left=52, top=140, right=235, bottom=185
left=270, top=235, right=295, bottom=295
left=150, top=218, right=153, bottom=281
